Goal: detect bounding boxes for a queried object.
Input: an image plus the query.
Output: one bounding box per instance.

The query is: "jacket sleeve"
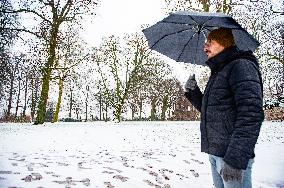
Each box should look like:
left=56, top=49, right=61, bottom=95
left=184, top=86, right=203, bottom=112
left=223, top=60, right=264, bottom=170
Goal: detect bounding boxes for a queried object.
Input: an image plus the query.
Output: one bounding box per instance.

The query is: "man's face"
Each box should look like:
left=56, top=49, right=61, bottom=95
left=204, top=39, right=225, bottom=59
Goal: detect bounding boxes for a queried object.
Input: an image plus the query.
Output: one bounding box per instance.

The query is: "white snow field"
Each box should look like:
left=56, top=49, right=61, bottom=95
left=0, top=121, right=283, bottom=188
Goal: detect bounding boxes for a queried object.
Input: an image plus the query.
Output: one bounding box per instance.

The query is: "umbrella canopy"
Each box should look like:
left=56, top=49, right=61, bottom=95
left=142, top=11, right=260, bottom=65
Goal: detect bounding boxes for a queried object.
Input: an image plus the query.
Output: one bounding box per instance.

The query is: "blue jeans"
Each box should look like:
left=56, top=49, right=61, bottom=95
left=209, top=154, right=254, bottom=188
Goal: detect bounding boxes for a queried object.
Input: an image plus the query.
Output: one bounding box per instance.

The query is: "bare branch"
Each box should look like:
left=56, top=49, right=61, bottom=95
left=66, top=53, right=89, bottom=70
left=58, top=0, right=72, bottom=23
left=3, top=9, right=52, bottom=25
left=1, top=27, right=47, bottom=41
left=64, top=12, right=83, bottom=22
left=55, top=0, right=61, bottom=9
left=38, top=0, right=53, bottom=7
left=266, top=51, right=284, bottom=64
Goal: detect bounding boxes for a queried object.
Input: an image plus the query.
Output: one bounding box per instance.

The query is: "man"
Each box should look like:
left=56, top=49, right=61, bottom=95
left=184, top=28, right=264, bottom=188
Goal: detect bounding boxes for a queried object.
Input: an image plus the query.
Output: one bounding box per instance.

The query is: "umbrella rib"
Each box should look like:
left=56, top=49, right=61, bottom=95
left=161, top=21, right=199, bottom=26
left=177, top=33, right=197, bottom=62
left=150, top=28, right=191, bottom=48
left=188, top=15, right=199, bottom=27
left=176, top=15, right=205, bottom=63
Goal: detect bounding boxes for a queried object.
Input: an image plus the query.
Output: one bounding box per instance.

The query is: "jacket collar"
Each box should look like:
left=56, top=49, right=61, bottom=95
left=205, top=46, right=240, bottom=73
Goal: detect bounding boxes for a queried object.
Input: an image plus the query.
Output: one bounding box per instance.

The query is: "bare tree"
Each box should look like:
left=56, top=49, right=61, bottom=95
left=0, top=0, right=19, bottom=103
left=137, top=57, right=173, bottom=121
left=94, top=34, right=155, bottom=122
left=5, top=54, right=23, bottom=118
left=3, top=0, right=98, bottom=124
left=52, top=26, right=90, bottom=122
left=160, top=78, right=180, bottom=120
left=235, top=1, right=284, bottom=102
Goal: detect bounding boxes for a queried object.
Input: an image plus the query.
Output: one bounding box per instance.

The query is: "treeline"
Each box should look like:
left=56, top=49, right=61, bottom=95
left=0, top=31, right=201, bottom=122
left=0, top=0, right=200, bottom=123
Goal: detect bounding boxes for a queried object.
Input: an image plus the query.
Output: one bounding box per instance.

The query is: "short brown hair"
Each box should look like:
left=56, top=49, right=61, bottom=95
left=207, top=28, right=235, bottom=48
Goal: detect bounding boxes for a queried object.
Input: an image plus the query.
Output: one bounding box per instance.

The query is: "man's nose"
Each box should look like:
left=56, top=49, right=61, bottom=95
left=204, top=46, right=208, bottom=52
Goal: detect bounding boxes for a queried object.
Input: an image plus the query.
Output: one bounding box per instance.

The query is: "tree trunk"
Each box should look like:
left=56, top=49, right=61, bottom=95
left=151, top=98, right=157, bottom=121
left=139, top=101, right=142, bottom=121
left=161, top=94, right=169, bottom=121
left=7, top=74, right=15, bottom=117
left=15, top=78, right=21, bottom=117
left=76, top=108, right=79, bottom=119
left=31, top=77, right=39, bottom=122
left=31, top=78, right=35, bottom=121
left=131, top=104, right=135, bottom=120
left=222, top=0, right=231, bottom=14
left=99, top=92, right=102, bottom=121
left=115, top=104, right=122, bottom=122
left=7, top=62, right=18, bottom=117
left=115, top=87, right=130, bottom=122
left=35, top=26, right=58, bottom=125
left=53, top=77, right=64, bottom=122
left=105, top=102, right=108, bottom=121
left=35, top=69, right=52, bottom=124
left=198, top=0, right=210, bottom=12
left=69, top=88, right=73, bottom=118
left=22, top=74, right=28, bottom=117
left=85, top=92, right=88, bottom=122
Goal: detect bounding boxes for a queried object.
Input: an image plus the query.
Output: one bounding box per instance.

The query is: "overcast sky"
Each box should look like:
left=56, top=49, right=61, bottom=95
left=80, top=0, right=198, bottom=82
left=82, top=0, right=167, bottom=46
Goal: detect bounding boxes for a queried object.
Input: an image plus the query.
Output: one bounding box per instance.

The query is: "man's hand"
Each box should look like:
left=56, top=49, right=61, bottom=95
left=220, top=161, right=243, bottom=182
left=185, top=75, right=197, bottom=92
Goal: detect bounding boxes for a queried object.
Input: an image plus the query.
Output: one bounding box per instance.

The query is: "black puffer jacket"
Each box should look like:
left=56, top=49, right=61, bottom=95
left=185, top=46, right=264, bottom=170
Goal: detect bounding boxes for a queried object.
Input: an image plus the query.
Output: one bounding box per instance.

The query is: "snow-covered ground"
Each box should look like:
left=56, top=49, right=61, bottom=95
left=0, top=121, right=283, bottom=188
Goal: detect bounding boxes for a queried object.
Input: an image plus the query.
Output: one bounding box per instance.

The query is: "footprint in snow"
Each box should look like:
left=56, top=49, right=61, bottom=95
left=78, top=161, right=92, bottom=169
left=53, top=177, right=90, bottom=186
left=149, top=170, right=158, bottom=177
left=104, top=181, right=115, bottom=188
left=190, top=169, right=199, bottom=177
left=183, top=160, right=191, bottom=165
left=103, top=167, right=122, bottom=173
left=159, top=168, right=172, bottom=181
left=176, top=173, right=190, bottom=180
left=52, top=174, right=61, bottom=177
left=159, top=168, right=173, bottom=174
left=11, top=163, right=18, bottom=166
left=191, top=159, right=204, bottom=164
left=44, top=171, right=54, bottom=175
left=102, top=171, right=114, bottom=174
left=0, top=171, right=12, bottom=174
left=143, top=179, right=170, bottom=188
left=21, top=173, right=43, bottom=182
left=162, top=174, right=170, bottom=180
left=57, top=162, right=70, bottom=166
left=8, top=158, right=25, bottom=162
left=143, top=179, right=156, bottom=186
left=113, top=175, right=129, bottom=182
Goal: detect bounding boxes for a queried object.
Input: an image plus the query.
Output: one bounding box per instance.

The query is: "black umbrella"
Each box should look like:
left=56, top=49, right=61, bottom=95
left=142, top=11, right=260, bottom=66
